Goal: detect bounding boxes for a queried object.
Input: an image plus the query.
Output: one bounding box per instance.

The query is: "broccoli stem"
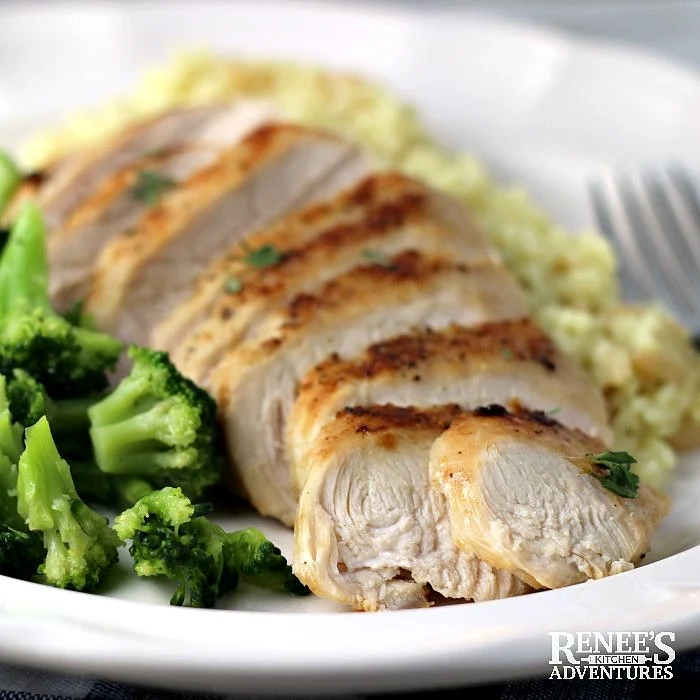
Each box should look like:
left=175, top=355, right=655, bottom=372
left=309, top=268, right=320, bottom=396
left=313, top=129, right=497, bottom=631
left=92, top=406, right=197, bottom=473
left=49, top=396, right=96, bottom=436
left=0, top=203, right=50, bottom=316
left=0, top=152, right=20, bottom=219
left=0, top=409, right=22, bottom=466
left=87, top=379, right=148, bottom=427
left=73, top=327, right=123, bottom=363
left=114, top=476, right=154, bottom=508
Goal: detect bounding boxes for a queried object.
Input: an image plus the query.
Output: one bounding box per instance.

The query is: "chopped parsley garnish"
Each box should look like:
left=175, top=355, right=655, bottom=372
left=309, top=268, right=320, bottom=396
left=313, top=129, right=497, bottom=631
left=545, top=407, right=561, bottom=416
left=224, top=276, right=243, bottom=294
left=132, top=170, right=175, bottom=206
left=500, top=348, right=514, bottom=360
left=589, top=451, right=639, bottom=498
left=361, top=249, right=392, bottom=267
left=240, top=242, right=283, bottom=268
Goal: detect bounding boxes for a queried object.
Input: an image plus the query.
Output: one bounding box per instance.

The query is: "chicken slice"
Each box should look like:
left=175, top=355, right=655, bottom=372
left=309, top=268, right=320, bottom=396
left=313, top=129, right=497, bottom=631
left=288, top=320, right=612, bottom=487
left=84, top=124, right=371, bottom=344
left=429, top=405, right=670, bottom=589
left=212, top=251, right=529, bottom=526
left=293, top=404, right=532, bottom=611
left=152, top=173, right=425, bottom=355
left=169, top=174, right=497, bottom=384
left=37, top=102, right=276, bottom=230
left=49, top=146, right=226, bottom=310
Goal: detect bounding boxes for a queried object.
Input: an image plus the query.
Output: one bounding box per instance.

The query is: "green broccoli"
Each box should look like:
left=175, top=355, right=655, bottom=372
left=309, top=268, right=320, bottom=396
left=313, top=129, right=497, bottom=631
left=6, top=369, right=49, bottom=428
left=224, top=527, right=310, bottom=596
left=114, top=487, right=309, bottom=608
left=88, top=346, right=223, bottom=501
left=0, top=373, right=45, bottom=581
left=0, top=203, right=123, bottom=398
left=0, top=151, right=20, bottom=218
left=0, top=375, right=26, bottom=531
left=0, top=522, right=44, bottom=579
left=113, top=487, right=233, bottom=608
left=70, top=459, right=154, bottom=511
left=16, top=416, right=120, bottom=592
left=0, top=365, right=174, bottom=511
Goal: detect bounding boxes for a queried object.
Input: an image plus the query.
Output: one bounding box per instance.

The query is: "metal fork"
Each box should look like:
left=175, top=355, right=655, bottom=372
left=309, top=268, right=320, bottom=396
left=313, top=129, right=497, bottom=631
left=588, top=164, right=700, bottom=334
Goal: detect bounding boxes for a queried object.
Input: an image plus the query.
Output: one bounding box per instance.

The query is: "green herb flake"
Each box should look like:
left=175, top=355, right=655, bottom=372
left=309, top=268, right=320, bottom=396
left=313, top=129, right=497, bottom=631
left=241, top=243, right=283, bottom=269
left=589, top=451, right=639, bottom=498
left=545, top=407, right=561, bottom=416
left=223, top=276, right=243, bottom=295
left=132, top=170, right=176, bottom=206
left=500, top=348, right=514, bottom=360
left=361, top=249, right=392, bottom=267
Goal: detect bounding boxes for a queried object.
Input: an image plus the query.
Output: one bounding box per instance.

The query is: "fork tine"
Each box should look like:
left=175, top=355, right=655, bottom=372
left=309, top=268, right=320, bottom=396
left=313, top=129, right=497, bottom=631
left=641, top=168, right=700, bottom=316
left=666, top=164, right=700, bottom=263
left=615, top=174, right=684, bottom=315
left=588, top=175, right=651, bottom=302
left=589, top=167, right=700, bottom=332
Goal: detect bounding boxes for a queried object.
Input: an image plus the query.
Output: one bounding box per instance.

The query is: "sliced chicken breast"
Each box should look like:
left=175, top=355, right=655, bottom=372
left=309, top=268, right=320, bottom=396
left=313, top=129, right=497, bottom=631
left=169, top=174, right=497, bottom=384
left=212, top=251, right=529, bottom=526
left=288, top=320, right=612, bottom=487
left=84, top=124, right=371, bottom=344
left=294, top=404, right=532, bottom=611
left=49, top=146, right=226, bottom=310
left=152, top=173, right=426, bottom=356
left=429, top=405, right=670, bottom=589
left=37, top=102, right=276, bottom=230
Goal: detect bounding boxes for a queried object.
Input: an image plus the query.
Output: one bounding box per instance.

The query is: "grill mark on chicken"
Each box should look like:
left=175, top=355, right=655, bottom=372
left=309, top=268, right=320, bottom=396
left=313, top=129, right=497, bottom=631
left=282, top=251, right=475, bottom=329
left=300, top=319, right=560, bottom=390
left=212, top=251, right=527, bottom=525
left=40, top=105, right=257, bottom=229
left=169, top=180, right=499, bottom=384
left=84, top=123, right=369, bottom=343
left=288, top=320, right=612, bottom=481
left=160, top=174, right=438, bottom=362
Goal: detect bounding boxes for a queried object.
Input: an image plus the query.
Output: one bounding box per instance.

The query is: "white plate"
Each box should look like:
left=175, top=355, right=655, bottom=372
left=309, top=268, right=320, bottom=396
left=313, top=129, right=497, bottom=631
left=2, top=1, right=700, bottom=694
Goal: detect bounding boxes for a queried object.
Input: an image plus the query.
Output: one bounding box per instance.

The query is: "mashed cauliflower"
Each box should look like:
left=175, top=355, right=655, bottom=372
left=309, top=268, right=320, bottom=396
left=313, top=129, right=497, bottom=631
left=23, top=50, right=700, bottom=486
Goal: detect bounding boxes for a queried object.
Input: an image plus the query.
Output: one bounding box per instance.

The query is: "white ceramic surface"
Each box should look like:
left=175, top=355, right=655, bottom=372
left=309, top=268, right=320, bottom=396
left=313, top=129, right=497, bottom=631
left=1, top=1, right=700, bottom=694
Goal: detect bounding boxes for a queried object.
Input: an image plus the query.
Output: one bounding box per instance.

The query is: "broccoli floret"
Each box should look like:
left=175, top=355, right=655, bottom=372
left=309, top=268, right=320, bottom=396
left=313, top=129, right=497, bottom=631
left=0, top=522, right=43, bottom=579
left=114, top=486, right=233, bottom=608
left=0, top=375, right=26, bottom=531
left=1, top=367, right=161, bottom=510
left=0, top=204, right=123, bottom=398
left=88, top=346, right=223, bottom=501
left=223, top=527, right=310, bottom=596
left=6, top=369, right=48, bottom=427
left=0, top=373, right=44, bottom=581
left=115, top=488, right=308, bottom=608
left=16, top=416, right=120, bottom=592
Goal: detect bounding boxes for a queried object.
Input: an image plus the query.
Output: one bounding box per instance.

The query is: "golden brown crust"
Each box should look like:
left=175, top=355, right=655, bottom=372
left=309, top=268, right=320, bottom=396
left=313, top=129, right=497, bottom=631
left=196, top=184, right=427, bottom=319
left=213, top=252, right=526, bottom=412
left=299, top=319, right=558, bottom=395
left=337, top=403, right=464, bottom=435
left=153, top=173, right=420, bottom=351
left=282, top=251, right=470, bottom=329
left=169, top=172, right=499, bottom=382
left=439, top=405, right=609, bottom=469
left=85, top=123, right=337, bottom=324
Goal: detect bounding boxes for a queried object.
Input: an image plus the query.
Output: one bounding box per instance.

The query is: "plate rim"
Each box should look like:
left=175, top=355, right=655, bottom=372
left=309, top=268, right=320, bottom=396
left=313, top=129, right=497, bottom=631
left=1, top=0, right=700, bottom=693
